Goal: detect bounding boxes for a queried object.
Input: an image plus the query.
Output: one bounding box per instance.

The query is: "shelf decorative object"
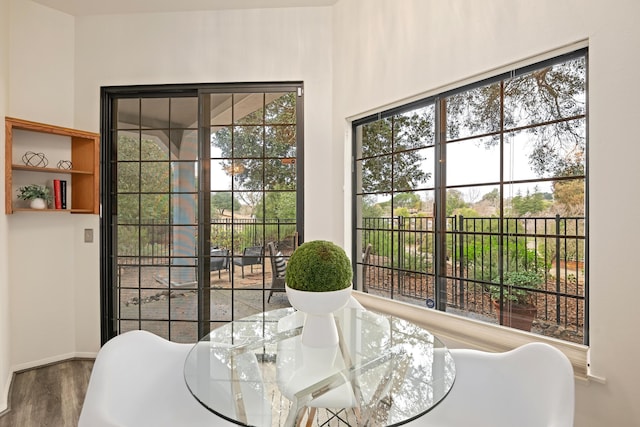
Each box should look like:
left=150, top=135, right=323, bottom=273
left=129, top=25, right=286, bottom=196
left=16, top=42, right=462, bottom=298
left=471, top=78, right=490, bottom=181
left=22, top=151, right=48, bottom=167
left=16, top=184, right=51, bottom=209
left=285, top=240, right=353, bottom=348
left=56, top=160, right=72, bottom=170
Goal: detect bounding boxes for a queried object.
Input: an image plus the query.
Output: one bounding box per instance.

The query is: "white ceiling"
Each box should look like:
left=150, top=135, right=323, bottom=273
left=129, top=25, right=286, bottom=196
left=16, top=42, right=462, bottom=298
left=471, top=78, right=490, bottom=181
left=31, top=0, right=338, bottom=16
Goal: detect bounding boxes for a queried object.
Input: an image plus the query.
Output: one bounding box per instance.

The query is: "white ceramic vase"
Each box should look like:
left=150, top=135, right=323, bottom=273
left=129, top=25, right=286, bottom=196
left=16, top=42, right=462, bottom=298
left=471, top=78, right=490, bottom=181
left=29, top=198, right=47, bottom=209
left=285, top=284, right=352, bottom=348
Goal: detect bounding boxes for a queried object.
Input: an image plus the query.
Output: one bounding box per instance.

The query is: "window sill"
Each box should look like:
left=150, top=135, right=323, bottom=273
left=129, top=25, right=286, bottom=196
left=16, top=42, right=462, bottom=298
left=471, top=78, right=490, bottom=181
left=352, top=291, right=590, bottom=380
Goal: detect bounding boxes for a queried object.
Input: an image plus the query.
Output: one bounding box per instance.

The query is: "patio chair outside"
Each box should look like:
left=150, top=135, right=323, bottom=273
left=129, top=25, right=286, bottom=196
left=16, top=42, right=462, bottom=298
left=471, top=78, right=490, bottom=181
left=267, top=242, right=287, bottom=303
left=233, top=245, right=263, bottom=278
left=210, top=248, right=230, bottom=280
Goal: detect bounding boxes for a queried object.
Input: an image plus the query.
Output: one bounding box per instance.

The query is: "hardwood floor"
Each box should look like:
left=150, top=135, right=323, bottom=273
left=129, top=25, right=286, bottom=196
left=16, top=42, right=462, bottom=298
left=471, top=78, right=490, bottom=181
left=0, top=359, right=94, bottom=427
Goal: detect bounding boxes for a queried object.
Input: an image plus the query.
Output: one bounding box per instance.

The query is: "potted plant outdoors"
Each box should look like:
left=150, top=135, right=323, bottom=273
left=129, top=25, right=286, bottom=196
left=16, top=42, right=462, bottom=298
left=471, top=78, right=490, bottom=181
left=285, top=240, right=353, bottom=348
left=488, top=270, right=544, bottom=332
left=17, top=184, right=51, bottom=209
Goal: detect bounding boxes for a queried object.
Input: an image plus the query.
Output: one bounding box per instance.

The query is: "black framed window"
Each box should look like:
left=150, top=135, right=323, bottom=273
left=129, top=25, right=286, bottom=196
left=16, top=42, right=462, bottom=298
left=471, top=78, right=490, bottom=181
left=353, top=49, right=587, bottom=344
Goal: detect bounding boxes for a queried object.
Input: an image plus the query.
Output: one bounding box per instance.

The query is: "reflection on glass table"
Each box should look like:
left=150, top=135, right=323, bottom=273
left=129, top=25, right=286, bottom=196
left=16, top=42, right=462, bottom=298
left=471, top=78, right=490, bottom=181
left=184, top=307, right=456, bottom=427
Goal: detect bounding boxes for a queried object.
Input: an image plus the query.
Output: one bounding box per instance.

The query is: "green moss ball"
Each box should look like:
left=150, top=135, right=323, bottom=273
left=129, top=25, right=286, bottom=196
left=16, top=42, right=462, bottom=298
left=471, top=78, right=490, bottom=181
left=285, top=240, right=353, bottom=292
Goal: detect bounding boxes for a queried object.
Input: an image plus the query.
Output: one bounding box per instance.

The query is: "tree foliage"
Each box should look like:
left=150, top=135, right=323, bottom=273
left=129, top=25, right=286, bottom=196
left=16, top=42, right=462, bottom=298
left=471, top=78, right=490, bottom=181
left=361, top=108, right=434, bottom=194
left=509, top=188, right=548, bottom=217
left=393, top=192, right=421, bottom=209
left=552, top=179, right=585, bottom=215
left=255, top=189, right=296, bottom=220
left=361, top=195, right=385, bottom=218
left=446, top=57, right=586, bottom=178
left=210, top=92, right=297, bottom=192
left=117, top=135, right=170, bottom=223
left=211, top=192, right=240, bottom=216
left=446, top=189, right=468, bottom=216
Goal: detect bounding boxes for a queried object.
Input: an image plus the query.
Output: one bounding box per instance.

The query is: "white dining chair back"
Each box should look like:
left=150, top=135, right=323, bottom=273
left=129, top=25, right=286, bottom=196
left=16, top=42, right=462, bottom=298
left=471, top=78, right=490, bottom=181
left=407, top=342, right=574, bottom=427
left=78, top=330, right=235, bottom=427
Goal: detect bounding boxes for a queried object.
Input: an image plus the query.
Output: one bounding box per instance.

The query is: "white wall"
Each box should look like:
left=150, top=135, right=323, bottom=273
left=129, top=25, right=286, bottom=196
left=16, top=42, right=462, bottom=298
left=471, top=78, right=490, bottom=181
left=332, top=1, right=640, bottom=426
left=0, top=0, right=10, bottom=412
left=6, top=0, right=99, bottom=370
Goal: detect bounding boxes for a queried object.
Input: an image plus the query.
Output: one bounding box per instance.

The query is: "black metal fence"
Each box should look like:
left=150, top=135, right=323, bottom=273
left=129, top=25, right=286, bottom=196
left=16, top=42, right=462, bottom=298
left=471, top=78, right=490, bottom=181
left=116, top=218, right=297, bottom=263
left=360, top=215, right=586, bottom=343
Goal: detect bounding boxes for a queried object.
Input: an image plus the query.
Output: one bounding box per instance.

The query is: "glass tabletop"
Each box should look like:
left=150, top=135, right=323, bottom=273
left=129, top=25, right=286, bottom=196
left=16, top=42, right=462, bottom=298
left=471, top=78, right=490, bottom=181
left=184, top=307, right=455, bottom=427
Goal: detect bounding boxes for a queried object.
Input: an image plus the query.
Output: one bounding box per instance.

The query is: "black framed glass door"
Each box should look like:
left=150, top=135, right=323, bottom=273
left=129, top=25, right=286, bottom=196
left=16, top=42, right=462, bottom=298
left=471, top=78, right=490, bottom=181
left=100, top=83, right=304, bottom=344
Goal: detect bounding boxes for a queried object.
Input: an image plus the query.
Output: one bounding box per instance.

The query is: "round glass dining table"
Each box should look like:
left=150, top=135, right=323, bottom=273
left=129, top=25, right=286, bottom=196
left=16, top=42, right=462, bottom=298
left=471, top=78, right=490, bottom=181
left=184, top=306, right=455, bottom=427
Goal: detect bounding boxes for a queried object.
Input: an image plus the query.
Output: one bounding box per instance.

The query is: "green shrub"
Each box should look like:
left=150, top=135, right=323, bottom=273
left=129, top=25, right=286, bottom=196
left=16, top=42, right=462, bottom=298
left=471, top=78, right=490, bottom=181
left=285, top=240, right=352, bottom=292
left=488, top=270, right=544, bottom=305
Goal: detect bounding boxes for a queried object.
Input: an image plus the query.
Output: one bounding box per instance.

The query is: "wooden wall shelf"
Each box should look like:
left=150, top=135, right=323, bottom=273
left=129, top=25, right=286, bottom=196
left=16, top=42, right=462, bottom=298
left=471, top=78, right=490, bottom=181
left=5, top=117, right=99, bottom=214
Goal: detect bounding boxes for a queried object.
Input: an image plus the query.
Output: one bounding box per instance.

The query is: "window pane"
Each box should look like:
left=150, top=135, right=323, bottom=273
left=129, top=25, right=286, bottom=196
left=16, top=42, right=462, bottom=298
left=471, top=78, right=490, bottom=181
left=210, top=94, right=233, bottom=125
left=265, top=125, right=296, bottom=158
left=446, top=82, right=501, bottom=140
left=211, top=291, right=233, bottom=322
left=359, top=193, right=392, bottom=218
left=395, top=106, right=435, bottom=150
left=361, top=118, right=393, bottom=157
left=262, top=190, right=296, bottom=221
left=140, top=131, right=170, bottom=161
left=234, top=93, right=264, bottom=125
left=393, top=148, right=434, bottom=191
left=233, top=290, right=264, bottom=318
left=140, top=162, right=170, bottom=193
left=171, top=97, right=198, bottom=129
left=447, top=137, right=500, bottom=186
left=117, top=225, right=139, bottom=256
left=116, top=131, right=140, bottom=160
left=211, top=126, right=232, bottom=160
left=141, top=194, right=169, bottom=223
left=171, top=322, right=198, bottom=343
left=140, top=290, right=168, bottom=320
left=265, top=159, right=295, bottom=190
left=265, top=92, right=296, bottom=124
left=233, top=126, right=263, bottom=158
left=171, top=161, right=198, bottom=193
left=210, top=160, right=234, bottom=191
left=472, top=185, right=501, bottom=216
left=210, top=191, right=237, bottom=217
left=117, top=194, right=139, bottom=223
left=550, top=178, right=585, bottom=216
left=141, top=98, right=169, bottom=129
left=234, top=159, right=263, bottom=190
left=167, top=266, right=197, bottom=289
left=504, top=119, right=586, bottom=181
left=116, top=98, right=140, bottom=129
left=117, top=162, right=139, bottom=193
left=504, top=57, right=586, bottom=129
left=503, top=182, right=553, bottom=216
left=172, top=194, right=198, bottom=224
left=361, top=155, right=392, bottom=194
left=171, top=129, right=198, bottom=161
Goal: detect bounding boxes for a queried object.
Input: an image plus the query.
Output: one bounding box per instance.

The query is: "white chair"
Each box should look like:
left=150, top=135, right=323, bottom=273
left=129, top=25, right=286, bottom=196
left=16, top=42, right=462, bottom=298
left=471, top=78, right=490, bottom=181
left=407, top=342, right=574, bottom=427
left=78, top=330, right=235, bottom=427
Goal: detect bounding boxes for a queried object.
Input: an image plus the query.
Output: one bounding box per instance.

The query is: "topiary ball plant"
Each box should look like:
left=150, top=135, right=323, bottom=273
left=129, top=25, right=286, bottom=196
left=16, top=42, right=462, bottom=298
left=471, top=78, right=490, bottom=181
left=285, top=240, right=353, bottom=292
